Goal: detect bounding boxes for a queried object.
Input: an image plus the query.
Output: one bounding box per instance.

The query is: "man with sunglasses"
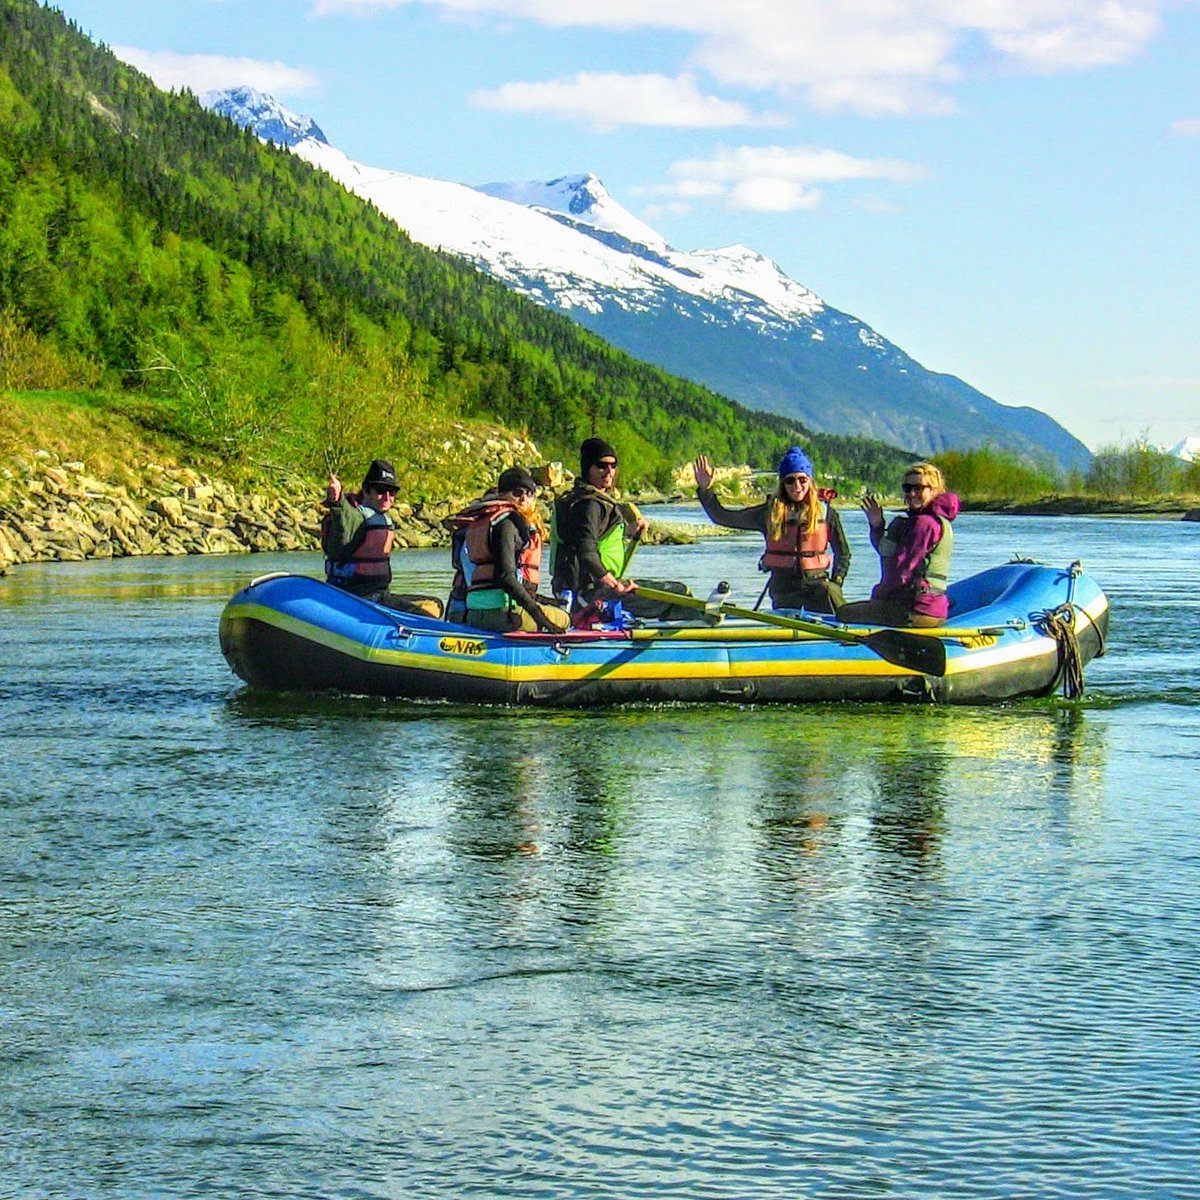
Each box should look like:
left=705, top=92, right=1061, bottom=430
left=321, top=458, right=442, bottom=616
left=551, top=437, right=693, bottom=621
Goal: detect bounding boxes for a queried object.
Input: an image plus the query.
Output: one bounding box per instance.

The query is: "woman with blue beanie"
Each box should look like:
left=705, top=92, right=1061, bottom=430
left=692, top=446, right=850, bottom=614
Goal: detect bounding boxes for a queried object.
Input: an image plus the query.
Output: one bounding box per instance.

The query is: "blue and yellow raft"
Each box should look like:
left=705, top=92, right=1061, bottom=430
left=218, top=561, right=1108, bottom=706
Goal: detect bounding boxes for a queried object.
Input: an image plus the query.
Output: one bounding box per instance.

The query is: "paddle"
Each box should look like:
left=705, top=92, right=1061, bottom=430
left=618, top=501, right=643, bottom=576
left=635, top=583, right=948, bottom=676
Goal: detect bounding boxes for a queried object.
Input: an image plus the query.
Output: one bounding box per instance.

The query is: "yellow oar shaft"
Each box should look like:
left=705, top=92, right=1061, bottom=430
left=634, top=585, right=947, bottom=675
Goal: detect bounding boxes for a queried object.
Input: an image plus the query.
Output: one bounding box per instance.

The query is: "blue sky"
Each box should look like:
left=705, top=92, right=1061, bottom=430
left=54, top=0, right=1200, bottom=451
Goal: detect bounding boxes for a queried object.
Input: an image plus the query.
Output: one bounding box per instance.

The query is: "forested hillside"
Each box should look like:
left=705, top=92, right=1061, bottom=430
left=0, top=0, right=912, bottom=492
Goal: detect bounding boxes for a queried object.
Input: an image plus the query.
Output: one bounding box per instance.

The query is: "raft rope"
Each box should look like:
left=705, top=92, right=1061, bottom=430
left=1034, top=602, right=1105, bottom=700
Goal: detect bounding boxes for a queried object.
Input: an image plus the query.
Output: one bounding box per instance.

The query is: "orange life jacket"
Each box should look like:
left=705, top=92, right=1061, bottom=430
left=459, top=500, right=542, bottom=591
left=759, top=498, right=833, bottom=573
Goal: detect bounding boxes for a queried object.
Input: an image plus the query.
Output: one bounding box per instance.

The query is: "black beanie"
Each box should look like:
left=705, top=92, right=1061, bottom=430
left=497, top=466, right=538, bottom=494
left=580, top=437, right=618, bottom=476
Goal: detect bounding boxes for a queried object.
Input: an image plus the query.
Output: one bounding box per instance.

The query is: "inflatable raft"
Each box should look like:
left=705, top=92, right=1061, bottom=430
left=219, top=560, right=1108, bottom=706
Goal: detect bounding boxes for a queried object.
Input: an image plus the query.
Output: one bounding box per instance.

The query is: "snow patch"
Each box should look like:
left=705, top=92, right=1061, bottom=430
left=200, top=87, right=827, bottom=327
left=1167, top=435, right=1200, bottom=462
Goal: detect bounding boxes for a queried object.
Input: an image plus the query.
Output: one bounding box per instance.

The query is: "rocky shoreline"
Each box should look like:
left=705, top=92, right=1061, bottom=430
left=0, top=431, right=544, bottom=575
left=0, top=435, right=714, bottom=576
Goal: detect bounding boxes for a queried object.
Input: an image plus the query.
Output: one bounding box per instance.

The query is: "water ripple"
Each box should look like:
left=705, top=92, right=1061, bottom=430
left=3, top=525, right=1200, bottom=1198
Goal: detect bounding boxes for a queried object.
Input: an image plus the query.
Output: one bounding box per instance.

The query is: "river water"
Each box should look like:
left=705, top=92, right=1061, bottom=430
left=2, top=513, right=1198, bottom=1199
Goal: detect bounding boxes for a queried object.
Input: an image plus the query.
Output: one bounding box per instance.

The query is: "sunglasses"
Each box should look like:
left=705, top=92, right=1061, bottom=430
left=367, top=485, right=398, bottom=495
left=902, top=483, right=930, bottom=494
left=511, top=486, right=537, bottom=499
left=593, top=460, right=619, bottom=472
left=782, top=474, right=810, bottom=486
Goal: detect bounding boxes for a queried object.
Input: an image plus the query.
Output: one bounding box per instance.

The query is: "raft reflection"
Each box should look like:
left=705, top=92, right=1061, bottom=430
left=292, top=701, right=1111, bottom=938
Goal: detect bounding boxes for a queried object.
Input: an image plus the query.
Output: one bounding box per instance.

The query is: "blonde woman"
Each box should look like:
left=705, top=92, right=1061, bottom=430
left=692, top=446, right=850, bottom=614
left=447, top=467, right=571, bottom=633
left=838, top=461, right=960, bottom=628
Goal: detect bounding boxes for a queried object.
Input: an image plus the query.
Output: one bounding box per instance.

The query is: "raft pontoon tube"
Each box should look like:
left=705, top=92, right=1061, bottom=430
left=218, top=560, right=1108, bottom=706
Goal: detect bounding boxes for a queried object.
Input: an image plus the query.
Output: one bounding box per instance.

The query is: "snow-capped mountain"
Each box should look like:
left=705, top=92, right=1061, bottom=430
left=478, top=175, right=670, bottom=257
left=1167, top=436, right=1200, bottom=463
left=203, top=86, right=326, bottom=148
left=203, top=88, right=1090, bottom=470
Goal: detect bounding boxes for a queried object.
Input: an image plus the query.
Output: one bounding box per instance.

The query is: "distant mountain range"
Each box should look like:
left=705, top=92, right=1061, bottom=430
left=205, top=86, right=1091, bottom=471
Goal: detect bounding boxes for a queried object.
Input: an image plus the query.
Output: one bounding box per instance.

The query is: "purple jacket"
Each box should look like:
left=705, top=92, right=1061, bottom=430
left=870, top=491, right=960, bottom=618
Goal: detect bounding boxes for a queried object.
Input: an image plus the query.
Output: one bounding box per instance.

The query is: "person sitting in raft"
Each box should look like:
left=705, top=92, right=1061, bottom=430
left=445, top=466, right=572, bottom=634
left=321, top=458, right=443, bottom=617
left=836, top=461, right=960, bottom=628
left=692, top=446, right=850, bottom=615
left=551, top=436, right=694, bottom=622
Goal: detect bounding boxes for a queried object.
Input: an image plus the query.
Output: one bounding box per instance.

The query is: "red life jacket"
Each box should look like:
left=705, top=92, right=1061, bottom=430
left=458, top=500, right=542, bottom=591
left=322, top=495, right=394, bottom=586
left=759, top=497, right=834, bottom=573
left=351, top=517, right=394, bottom=580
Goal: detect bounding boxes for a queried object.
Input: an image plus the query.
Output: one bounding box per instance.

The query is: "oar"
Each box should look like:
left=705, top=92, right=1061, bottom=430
left=618, top=501, right=643, bottom=576
left=635, top=584, right=948, bottom=676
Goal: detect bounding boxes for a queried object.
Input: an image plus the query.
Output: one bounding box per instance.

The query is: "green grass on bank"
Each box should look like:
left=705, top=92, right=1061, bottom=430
left=5, top=389, right=1199, bottom=514
left=0, top=389, right=198, bottom=485
left=0, top=386, right=537, bottom=505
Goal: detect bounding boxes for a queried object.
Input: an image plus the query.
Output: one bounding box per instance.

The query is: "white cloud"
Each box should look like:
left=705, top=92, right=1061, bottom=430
left=312, top=1, right=1168, bottom=116
left=471, top=73, right=783, bottom=130
left=1169, top=117, right=1200, bottom=137
left=728, top=178, right=823, bottom=212
left=112, top=47, right=320, bottom=97
left=638, top=144, right=926, bottom=212
left=980, top=2, right=1160, bottom=72
left=670, top=145, right=927, bottom=186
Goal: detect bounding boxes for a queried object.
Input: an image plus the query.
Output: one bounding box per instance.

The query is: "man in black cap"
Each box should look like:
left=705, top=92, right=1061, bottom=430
left=551, top=437, right=693, bottom=621
left=444, top=466, right=570, bottom=633
left=321, top=459, right=443, bottom=616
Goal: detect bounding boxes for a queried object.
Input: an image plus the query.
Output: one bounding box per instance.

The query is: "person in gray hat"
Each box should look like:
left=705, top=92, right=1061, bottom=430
left=321, top=459, right=443, bottom=617
left=444, top=466, right=571, bottom=633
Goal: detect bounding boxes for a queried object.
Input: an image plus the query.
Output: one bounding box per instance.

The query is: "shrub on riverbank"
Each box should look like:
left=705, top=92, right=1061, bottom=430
left=0, top=388, right=544, bottom=573
left=933, top=441, right=1199, bottom=508
left=932, top=447, right=1059, bottom=503
left=1085, top=438, right=1200, bottom=499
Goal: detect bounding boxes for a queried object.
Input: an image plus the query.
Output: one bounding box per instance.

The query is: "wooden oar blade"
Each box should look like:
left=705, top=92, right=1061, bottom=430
left=865, top=629, right=948, bottom=676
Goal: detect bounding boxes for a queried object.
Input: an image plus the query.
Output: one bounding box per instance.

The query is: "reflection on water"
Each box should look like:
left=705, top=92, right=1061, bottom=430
left=1, top=519, right=1199, bottom=1198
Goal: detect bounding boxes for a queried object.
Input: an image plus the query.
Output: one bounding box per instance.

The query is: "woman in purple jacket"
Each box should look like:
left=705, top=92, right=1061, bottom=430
left=838, top=462, right=960, bottom=628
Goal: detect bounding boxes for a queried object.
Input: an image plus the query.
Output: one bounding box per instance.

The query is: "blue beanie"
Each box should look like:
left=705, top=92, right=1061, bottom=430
left=778, top=446, right=814, bottom=480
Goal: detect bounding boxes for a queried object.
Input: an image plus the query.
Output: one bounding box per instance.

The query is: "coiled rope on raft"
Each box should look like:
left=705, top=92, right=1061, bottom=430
left=1035, top=602, right=1106, bottom=699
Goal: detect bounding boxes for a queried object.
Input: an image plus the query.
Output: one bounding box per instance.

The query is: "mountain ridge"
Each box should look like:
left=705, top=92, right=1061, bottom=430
left=6, top=0, right=904, bottom=499
left=203, top=88, right=1089, bottom=471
